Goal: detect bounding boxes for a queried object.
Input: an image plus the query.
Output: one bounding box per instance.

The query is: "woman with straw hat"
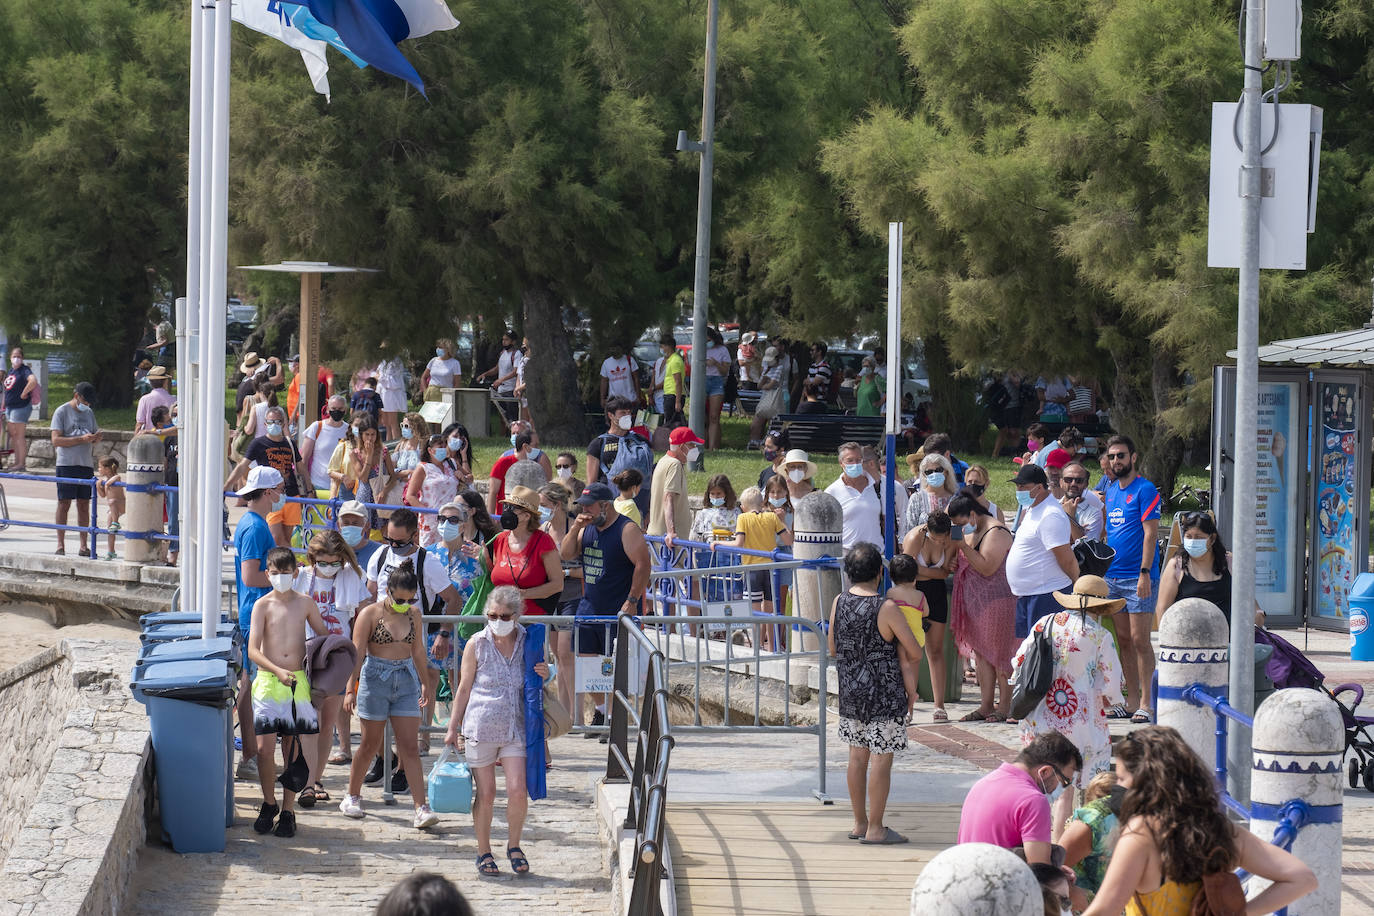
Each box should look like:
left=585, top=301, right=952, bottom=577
left=488, top=485, right=564, bottom=617
left=1011, top=575, right=1124, bottom=834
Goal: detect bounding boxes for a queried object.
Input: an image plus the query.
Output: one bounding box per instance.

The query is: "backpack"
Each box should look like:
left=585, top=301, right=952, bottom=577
left=603, top=432, right=653, bottom=483
left=381, top=546, right=444, bottom=617
left=1134, top=869, right=1245, bottom=916
left=1009, top=616, right=1055, bottom=720
left=350, top=388, right=381, bottom=424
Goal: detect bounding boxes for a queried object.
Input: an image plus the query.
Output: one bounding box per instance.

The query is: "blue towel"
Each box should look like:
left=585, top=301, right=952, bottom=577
left=523, top=623, right=547, bottom=801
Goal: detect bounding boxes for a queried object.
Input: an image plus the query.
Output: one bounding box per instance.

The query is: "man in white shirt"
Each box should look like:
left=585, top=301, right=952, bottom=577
left=824, top=442, right=881, bottom=549
left=599, top=345, right=640, bottom=407
left=476, top=331, right=521, bottom=397
left=862, top=445, right=909, bottom=542
left=1005, top=464, right=1078, bottom=639
left=1060, top=462, right=1104, bottom=541
left=299, top=394, right=349, bottom=495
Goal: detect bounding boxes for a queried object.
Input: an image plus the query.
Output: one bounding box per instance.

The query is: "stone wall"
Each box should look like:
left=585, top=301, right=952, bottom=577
left=1, top=638, right=150, bottom=916
left=18, top=427, right=134, bottom=472
left=0, top=647, right=77, bottom=863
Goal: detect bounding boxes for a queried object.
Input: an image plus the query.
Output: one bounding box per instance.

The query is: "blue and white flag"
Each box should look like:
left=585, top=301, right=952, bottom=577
left=282, top=0, right=459, bottom=95
left=231, top=0, right=335, bottom=100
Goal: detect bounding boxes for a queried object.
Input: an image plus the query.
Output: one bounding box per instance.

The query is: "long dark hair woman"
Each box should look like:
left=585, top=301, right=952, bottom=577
left=1081, top=725, right=1315, bottom=915
left=1156, top=511, right=1264, bottom=627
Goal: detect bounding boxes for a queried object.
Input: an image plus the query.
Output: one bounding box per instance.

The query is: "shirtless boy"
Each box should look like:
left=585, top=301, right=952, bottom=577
left=247, top=546, right=328, bottom=838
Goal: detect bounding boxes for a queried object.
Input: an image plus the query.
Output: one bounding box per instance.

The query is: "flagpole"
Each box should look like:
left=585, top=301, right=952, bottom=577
left=199, top=0, right=231, bottom=633
left=183, top=0, right=202, bottom=624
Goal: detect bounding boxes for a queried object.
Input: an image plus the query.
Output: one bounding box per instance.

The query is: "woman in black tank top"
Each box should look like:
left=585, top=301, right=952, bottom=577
left=1157, top=512, right=1252, bottom=625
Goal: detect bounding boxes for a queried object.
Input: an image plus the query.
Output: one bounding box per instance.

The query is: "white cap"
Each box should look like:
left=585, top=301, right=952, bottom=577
left=338, top=499, right=368, bottom=520
left=235, top=465, right=283, bottom=496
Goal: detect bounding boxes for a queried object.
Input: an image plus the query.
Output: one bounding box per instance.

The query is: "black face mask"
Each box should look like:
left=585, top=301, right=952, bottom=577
left=1107, top=784, right=1128, bottom=816
left=500, top=508, right=520, bottom=531
left=503, top=341, right=515, bottom=350
left=328, top=409, right=345, bottom=422
left=967, top=483, right=986, bottom=497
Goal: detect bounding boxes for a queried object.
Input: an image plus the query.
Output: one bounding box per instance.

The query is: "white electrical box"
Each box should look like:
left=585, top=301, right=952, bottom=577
left=1262, top=0, right=1302, bottom=61
left=1207, top=102, right=1323, bottom=271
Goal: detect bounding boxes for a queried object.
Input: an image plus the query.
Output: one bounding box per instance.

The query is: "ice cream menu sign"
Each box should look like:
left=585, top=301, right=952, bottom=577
left=1254, top=382, right=1299, bottom=615
left=1315, top=381, right=1357, bottom=620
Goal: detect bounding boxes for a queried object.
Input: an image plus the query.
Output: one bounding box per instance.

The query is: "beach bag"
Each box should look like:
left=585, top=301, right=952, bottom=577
left=1010, top=617, right=1055, bottom=720
left=276, top=698, right=311, bottom=793
left=455, top=571, right=493, bottom=640
left=543, top=682, right=573, bottom=739
left=1072, top=538, right=1115, bottom=578
left=427, top=746, right=473, bottom=814
left=756, top=384, right=784, bottom=421
left=1188, top=870, right=1247, bottom=916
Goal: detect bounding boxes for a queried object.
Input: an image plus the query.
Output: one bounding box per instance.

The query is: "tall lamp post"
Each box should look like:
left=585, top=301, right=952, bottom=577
left=677, top=0, right=719, bottom=465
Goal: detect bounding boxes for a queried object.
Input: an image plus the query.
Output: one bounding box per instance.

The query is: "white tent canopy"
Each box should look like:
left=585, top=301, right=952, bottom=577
left=1229, top=324, right=1374, bottom=366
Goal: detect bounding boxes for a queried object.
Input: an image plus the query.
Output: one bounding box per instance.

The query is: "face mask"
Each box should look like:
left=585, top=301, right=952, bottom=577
left=788, top=469, right=806, bottom=483
left=172, top=415, right=180, bottom=427
left=10, top=357, right=20, bottom=368
left=557, top=466, right=573, bottom=480
left=964, top=522, right=977, bottom=536
left=435, top=347, right=445, bottom=358
left=1183, top=537, right=1209, bottom=558
left=266, top=422, right=283, bottom=437
left=539, top=506, right=553, bottom=524
left=401, top=427, right=413, bottom=440
left=1015, top=489, right=1035, bottom=509
left=769, top=496, right=787, bottom=508
left=489, top=617, right=516, bottom=637
left=1040, top=770, right=1066, bottom=805
left=351, top=425, right=360, bottom=438
left=967, top=483, right=986, bottom=497
left=710, top=496, right=725, bottom=507
left=687, top=446, right=700, bottom=463
left=341, top=525, right=365, bottom=547
left=432, top=447, right=448, bottom=462
left=389, top=599, right=413, bottom=615
left=500, top=508, right=520, bottom=531
left=843, top=463, right=864, bottom=479
left=1107, top=784, right=1128, bottom=816
left=1027, top=439, right=1040, bottom=451
left=924, top=471, right=945, bottom=488
left=617, top=414, right=634, bottom=431
left=448, top=437, right=463, bottom=453
left=268, top=572, right=294, bottom=593
left=315, top=561, right=341, bottom=578
left=437, top=521, right=462, bottom=542
left=510, top=434, right=519, bottom=448
left=328, top=409, right=345, bottom=422
left=271, top=492, right=286, bottom=512
left=763, top=448, right=778, bottom=461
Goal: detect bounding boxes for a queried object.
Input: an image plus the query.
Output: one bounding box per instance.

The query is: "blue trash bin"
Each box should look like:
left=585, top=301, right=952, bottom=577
left=130, top=659, right=236, bottom=852
left=1350, top=573, right=1374, bottom=661
left=140, top=610, right=230, bottom=631
left=140, top=621, right=239, bottom=647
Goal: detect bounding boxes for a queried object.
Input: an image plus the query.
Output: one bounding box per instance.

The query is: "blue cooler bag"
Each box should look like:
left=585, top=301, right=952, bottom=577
left=427, top=746, right=473, bottom=814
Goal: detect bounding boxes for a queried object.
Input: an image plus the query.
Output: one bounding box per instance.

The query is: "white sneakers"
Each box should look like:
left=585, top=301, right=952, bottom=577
left=339, top=795, right=365, bottom=819
left=414, top=804, right=439, bottom=829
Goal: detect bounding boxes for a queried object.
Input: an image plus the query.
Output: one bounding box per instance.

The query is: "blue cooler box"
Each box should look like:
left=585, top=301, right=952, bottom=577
left=130, top=659, right=236, bottom=853
left=1350, top=573, right=1374, bottom=661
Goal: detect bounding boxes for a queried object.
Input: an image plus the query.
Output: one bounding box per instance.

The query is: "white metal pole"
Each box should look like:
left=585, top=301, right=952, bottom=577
left=200, top=0, right=231, bottom=634
left=686, top=0, right=718, bottom=460
left=1227, top=0, right=1262, bottom=806
left=182, top=0, right=203, bottom=619
left=884, top=222, right=902, bottom=559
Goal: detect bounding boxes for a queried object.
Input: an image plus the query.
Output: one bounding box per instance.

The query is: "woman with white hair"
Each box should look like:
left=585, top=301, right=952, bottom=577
left=903, top=452, right=957, bottom=530
left=446, top=585, right=549, bottom=878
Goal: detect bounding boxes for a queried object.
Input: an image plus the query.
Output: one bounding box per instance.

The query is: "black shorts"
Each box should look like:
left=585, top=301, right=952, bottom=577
left=915, top=578, right=949, bottom=626
left=743, top=567, right=774, bottom=602
left=575, top=620, right=617, bottom=657
left=56, top=465, right=94, bottom=501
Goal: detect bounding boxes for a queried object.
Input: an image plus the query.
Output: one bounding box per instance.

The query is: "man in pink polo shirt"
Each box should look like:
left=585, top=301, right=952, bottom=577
left=956, top=732, right=1082, bottom=865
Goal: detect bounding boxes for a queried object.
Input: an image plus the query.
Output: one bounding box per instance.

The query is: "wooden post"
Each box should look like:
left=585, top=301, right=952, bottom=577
left=299, top=271, right=321, bottom=439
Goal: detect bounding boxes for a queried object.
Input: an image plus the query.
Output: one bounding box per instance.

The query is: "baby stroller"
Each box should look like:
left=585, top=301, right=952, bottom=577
left=1254, top=627, right=1374, bottom=791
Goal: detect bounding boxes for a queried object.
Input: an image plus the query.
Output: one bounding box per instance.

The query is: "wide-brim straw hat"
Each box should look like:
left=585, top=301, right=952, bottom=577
left=500, top=485, right=541, bottom=516
left=239, top=352, right=263, bottom=375
left=1053, top=575, right=1126, bottom=614
left=781, top=449, right=818, bottom=479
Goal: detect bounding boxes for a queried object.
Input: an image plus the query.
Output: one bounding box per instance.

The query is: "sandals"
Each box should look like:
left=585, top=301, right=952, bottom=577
left=859, top=827, right=910, bottom=845
left=507, top=846, right=530, bottom=874
left=931, top=708, right=949, bottom=723
left=328, top=750, right=352, bottom=765
left=298, top=785, right=318, bottom=808
left=984, top=712, right=1007, bottom=723
left=311, top=782, right=330, bottom=802
left=1131, top=708, right=1153, bottom=724
left=476, top=853, right=499, bottom=877
left=1106, top=703, right=1131, bottom=720
left=959, top=710, right=991, bottom=722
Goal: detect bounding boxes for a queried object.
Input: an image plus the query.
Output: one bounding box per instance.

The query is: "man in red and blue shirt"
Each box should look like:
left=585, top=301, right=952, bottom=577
left=1102, top=434, right=1161, bottom=724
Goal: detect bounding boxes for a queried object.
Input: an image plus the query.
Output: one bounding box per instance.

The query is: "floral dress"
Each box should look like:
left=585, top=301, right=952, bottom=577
left=833, top=592, right=907, bottom=753
left=1066, top=796, right=1118, bottom=898
left=416, top=461, right=459, bottom=548
left=1011, top=610, right=1121, bottom=780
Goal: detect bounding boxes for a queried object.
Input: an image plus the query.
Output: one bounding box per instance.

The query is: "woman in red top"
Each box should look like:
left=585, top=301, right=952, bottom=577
left=489, top=485, right=564, bottom=616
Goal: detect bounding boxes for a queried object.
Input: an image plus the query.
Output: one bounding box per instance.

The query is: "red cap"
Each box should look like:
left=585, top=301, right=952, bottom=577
left=669, top=427, right=705, bottom=446
left=1044, top=448, right=1073, bottom=470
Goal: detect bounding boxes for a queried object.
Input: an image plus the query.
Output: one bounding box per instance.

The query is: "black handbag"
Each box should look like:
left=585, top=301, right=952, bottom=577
left=1072, top=538, right=1115, bottom=578
left=1010, top=618, right=1055, bottom=720
left=276, top=697, right=312, bottom=794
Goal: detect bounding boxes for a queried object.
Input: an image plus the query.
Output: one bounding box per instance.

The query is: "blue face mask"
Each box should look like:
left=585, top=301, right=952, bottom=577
left=710, top=496, right=725, bottom=507
left=401, top=427, right=413, bottom=440
left=266, top=422, right=283, bottom=437
left=843, top=463, right=865, bottom=479
left=435, top=348, right=445, bottom=358
left=341, top=525, right=365, bottom=547
left=351, top=425, right=360, bottom=438
left=510, top=435, right=519, bottom=448
left=1183, top=537, right=1209, bottom=558
left=433, top=447, right=448, bottom=462
left=1040, top=769, right=1066, bottom=805
left=539, top=506, right=553, bottom=524
left=1015, top=489, right=1036, bottom=509
left=448, top=437, right=463, bottom=453
left=171, top=415, right=180, bottom=427
left=924, top=471, right=946, bottom=488
left=437, top=521, right=462, bottom=542
left=768, top=496, right=787, bottom=508
left=271, top=491, right=286, bottom=512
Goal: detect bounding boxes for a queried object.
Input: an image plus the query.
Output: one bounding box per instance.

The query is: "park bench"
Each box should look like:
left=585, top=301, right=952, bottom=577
left=767, top=413, right=885, bottom=455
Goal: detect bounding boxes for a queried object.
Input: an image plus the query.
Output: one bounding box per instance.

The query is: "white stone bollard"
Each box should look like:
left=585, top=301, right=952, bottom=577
left=504, top=457, right=548, bottom=493
left=792, top=490, right=842, bottom=653
left=122, top=434, right=166, bottom=565
left=1156, top=597, right=1229, bottom=776
left=909, top=843, right=1041, bottom=916
left=1248, top=688, right=1344, bottom=915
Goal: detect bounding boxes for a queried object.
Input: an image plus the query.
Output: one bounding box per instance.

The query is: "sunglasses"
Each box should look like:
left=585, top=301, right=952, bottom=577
left=1105, top=452, right=1130, bottom=461
left=1179, top=511, right=1209, bottom=527
left=556, top=463, right=575, bottom=470
left=384, top=536, right=411, bottom=548
left=315, top=561, right=343, bottom=570
left=486, top=611, right=517, bottom=621
left=438, top=515, right=463, bottom=523
left=389, top=594, right=415, bottom=605
left=1049, top=765, right=1072, bottom=789
left=1062, top=476, right=1088, bottom=484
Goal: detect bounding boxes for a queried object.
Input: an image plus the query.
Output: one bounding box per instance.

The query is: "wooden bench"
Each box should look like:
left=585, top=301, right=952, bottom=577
left=767, top=413, right=885, bottom=455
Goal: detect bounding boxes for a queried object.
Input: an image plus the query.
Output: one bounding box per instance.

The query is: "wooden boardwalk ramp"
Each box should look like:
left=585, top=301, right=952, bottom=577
left=668, top=802, right=962, bottom=915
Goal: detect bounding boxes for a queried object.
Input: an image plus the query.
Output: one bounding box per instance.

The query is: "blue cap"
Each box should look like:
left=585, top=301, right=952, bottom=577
left=575, top=483, right=616, bottom=505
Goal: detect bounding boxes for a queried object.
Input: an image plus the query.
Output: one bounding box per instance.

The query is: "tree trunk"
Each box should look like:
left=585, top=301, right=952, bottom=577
left=923, top=331, right=983, bottom=452
left=524, top=281, right=588, bottom=446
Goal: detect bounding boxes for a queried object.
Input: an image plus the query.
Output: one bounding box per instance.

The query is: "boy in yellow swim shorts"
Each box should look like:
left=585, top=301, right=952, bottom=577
left=886, top=554, right=927, bottom=724
left=248, top=547, right=329, bottom=838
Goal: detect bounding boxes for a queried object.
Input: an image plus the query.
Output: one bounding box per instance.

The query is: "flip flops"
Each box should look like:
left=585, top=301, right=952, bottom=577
left=1131, top=708, right=1153, bottom=724
left=1106, top=703, right=1131, bottom=719
left=859, top=827, right=909, bottom=845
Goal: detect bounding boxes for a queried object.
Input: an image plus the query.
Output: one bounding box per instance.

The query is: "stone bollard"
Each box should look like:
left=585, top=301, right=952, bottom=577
left=504, top=458, right=548, bottom=493
left=1156, top=597, right=1229, bottom=774
left=1249, top=689, right=1344, bottom=915
left=909, top=843, right=1041, bottom=916
left=123, top=433, right=167, bottom=564
left=792, top=490, right=843, bottom=653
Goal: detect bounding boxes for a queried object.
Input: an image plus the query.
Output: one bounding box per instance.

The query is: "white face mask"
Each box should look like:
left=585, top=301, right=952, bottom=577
left=488, top=617, right=516, bottom=637
left=788, top=468, right=806, bottom=483
left=686, top=446, right=700, bottom=463
left=557, top=466, right=573, bottom=480
left=314, top=561, right=342, bottom=579
left=617, top=414, right=633, bottom=430
left=268, top=572, right=294, bottom=593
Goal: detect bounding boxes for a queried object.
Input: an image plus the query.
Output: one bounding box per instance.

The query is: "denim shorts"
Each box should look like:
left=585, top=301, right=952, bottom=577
left=706, top=375, right=725, bottom=397
left=1106, top=576, right=1159, bottom=615
left=6, top=404, right=32, bottom=424
left=356, top=656, right=422, bottom=721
